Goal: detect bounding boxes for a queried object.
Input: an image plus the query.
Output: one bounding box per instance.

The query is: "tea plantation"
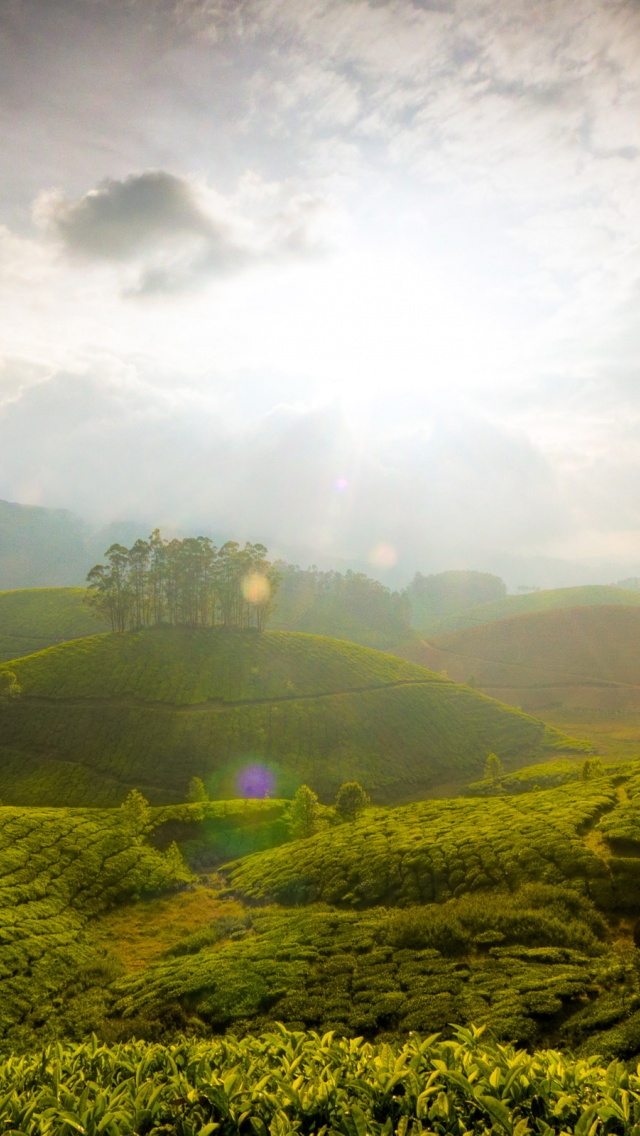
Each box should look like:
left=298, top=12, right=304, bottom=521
left=224, top=779, right=622, bottom=908
left=0, top=586, right=107, bottom=662
left=3, top=1027, right=639, bottom=1136
left=0, top=628, right=585, bottom=805
left=5, top=623, right=640, bottom=1124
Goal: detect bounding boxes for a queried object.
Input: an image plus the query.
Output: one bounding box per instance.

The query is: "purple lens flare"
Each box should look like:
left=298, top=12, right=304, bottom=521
left=237, top=763, right=275, bottom=799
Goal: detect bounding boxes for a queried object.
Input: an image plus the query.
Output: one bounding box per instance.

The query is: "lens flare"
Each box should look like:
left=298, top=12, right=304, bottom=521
left=335, top=477, right=348, bottom=492
left=241, top=573, right=271, bottom=605
left=237, top=763, right=275, bottom=798
left=369, top=542, right=397, bottom=568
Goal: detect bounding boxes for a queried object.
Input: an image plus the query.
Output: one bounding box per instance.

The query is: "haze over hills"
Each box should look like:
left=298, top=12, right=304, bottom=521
left=0, top=627, right=583, bottom=807
left=406, top=604, right=640, bottom=716
left=419, top=584, right=640, bottom=635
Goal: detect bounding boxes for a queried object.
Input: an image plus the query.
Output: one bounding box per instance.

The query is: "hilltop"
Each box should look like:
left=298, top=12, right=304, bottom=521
left=0, top=586, right=108, bottom=663
left=0, top=627, right=583, bottom=806
left=404, top=604, right=640, bottom=715
left=422, top=584, right=640, bottom=635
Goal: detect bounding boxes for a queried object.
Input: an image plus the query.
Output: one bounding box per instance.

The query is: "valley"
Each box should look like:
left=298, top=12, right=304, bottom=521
left=3, top=578, right=640, bottom=1131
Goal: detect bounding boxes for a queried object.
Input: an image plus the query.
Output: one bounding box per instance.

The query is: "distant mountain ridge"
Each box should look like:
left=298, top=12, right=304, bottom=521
left=0, top=498, right=148, bottom=588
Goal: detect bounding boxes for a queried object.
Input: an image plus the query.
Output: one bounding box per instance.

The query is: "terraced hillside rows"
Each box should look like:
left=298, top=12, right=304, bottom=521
left=0, top=798, right=290, bottom=1046
left=0, top=587, right=107, bottom=663
left=0, top=627, right=585, bottom=806
left=224, top=778, right=624, bottom=909
left=406, top=605, right=640, bottom=714
left=5, top=770, right=640, bottom=1056
left=0, top=805, right=188, bottom=1041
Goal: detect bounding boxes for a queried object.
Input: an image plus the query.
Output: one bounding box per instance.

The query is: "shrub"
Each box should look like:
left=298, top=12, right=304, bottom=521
left=187, top=776, right=208, bottom=803
left=485, top=752, right=504, bottom=782
left=289, top=784, right=320, bottom=839
left=120, top=788, right=151, bottom=836
left=335, top=781, right=370, bottom=821
left=0, top=671, right=21, bottom=701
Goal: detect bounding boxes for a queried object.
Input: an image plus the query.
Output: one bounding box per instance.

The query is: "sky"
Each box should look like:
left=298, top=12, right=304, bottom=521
left=2, top=0, right=640, bottom=586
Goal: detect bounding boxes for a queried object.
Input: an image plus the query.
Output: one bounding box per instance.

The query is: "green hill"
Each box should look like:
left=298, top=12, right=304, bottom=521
left=0, top=627, right=584, bottom=806
left=0, top=586, right=108, bottom=662
left=425, top=584, right=640, bottom=634
left=5, top=769, right=640, bottom=1057
left=403, top=604, right=640, bottom=715
left=224, top=775, right=621, bottom=909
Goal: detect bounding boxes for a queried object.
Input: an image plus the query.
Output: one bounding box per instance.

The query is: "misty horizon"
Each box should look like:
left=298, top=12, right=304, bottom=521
left=2, top=1, right=640, bottom=582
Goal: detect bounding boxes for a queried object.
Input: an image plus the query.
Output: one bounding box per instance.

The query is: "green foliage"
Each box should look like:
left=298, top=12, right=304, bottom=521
left=289, top=784, right=320, bottom=839
left=120, top=788, right=151, bottom=836
left=484, top=752, right=504, bottom=783
left=87, top=532, right=279, bottom=632
left=406, top=569, right=507, bottom=630
left=110, top=893, right=606, bottom=1043
left=0, top=668, right=20, bottom=699
left=3, top=1026, right=640, bottom=1136
left=270, top=562, right=411, bottom=648
left=225, top=779, right=619, bottom=908
left=0, top=805, right=190, bottom=1041
left=468, top=758, right=582, bottom=796
left=0, top=628, right=583, bottom=806
left=335, top=781, right=370, bottom=820
left=0, top=587, right=108, bottom=664
left=582, top=756, right=605, bottom=781
left=149, top=798, right=293, bottom=871
left=187, top=776, right=208, bottom=803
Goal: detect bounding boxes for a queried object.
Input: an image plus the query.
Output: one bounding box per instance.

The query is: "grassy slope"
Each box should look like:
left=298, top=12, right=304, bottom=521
left=0, top=628, right=584, bottom=806
left=0, top=587, right=108, bottom=663
left=402, top=605, right=640, bottom=717
left=424, top=584, right=640, bottom=635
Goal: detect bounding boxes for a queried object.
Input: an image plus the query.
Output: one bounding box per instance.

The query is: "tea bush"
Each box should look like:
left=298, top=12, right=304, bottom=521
left=2, top=1025, right=639, bottom=1135
left=224, top=780, right=617, bottom=908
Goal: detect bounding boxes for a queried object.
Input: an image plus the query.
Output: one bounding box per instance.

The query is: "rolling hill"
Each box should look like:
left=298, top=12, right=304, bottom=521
left=3, top=760, right=639, bottom=1057
left=0, top=586, right=108, bottom=663
left=403, top=604, right=640, bottom=714
left=424, top=584, right=640, bottom=635
left=0, top=627, right=585, bottom=806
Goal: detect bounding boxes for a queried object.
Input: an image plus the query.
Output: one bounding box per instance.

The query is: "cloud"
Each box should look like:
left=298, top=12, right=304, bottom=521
left=0, top=358, right=579, bottom=577
left=35, top=170, right=331, bottom=294
left=39, top=170, right=215, bottom=261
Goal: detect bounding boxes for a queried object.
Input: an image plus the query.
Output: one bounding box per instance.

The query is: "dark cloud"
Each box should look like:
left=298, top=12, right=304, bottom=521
left=45, top=171, right=215, bottom=261
left=37, top=170, right=329, bottom=294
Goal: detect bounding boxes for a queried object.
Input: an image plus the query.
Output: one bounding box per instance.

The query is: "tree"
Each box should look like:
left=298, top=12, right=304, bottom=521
left=289, top=784, right=320, bottom=839
left=581, top=757, right=604, bottom=781
left=187, top=776, right=208, bottom=803
left=120, top=788, right=151, bottom=836
left=484, top=753, right=504, bottom=784
left=0, top=671, right=21, bottom=701
left=335, top=781, right=370, bottom=821
left=85, top=530, right=280, bottom=632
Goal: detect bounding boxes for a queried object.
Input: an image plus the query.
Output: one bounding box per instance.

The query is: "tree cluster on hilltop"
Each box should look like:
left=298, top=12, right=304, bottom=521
left=271, top=563, right=411, bottom=645
left=405, top=569, right=507, bottom=629
left=86, top=531, right=280, bottom=632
